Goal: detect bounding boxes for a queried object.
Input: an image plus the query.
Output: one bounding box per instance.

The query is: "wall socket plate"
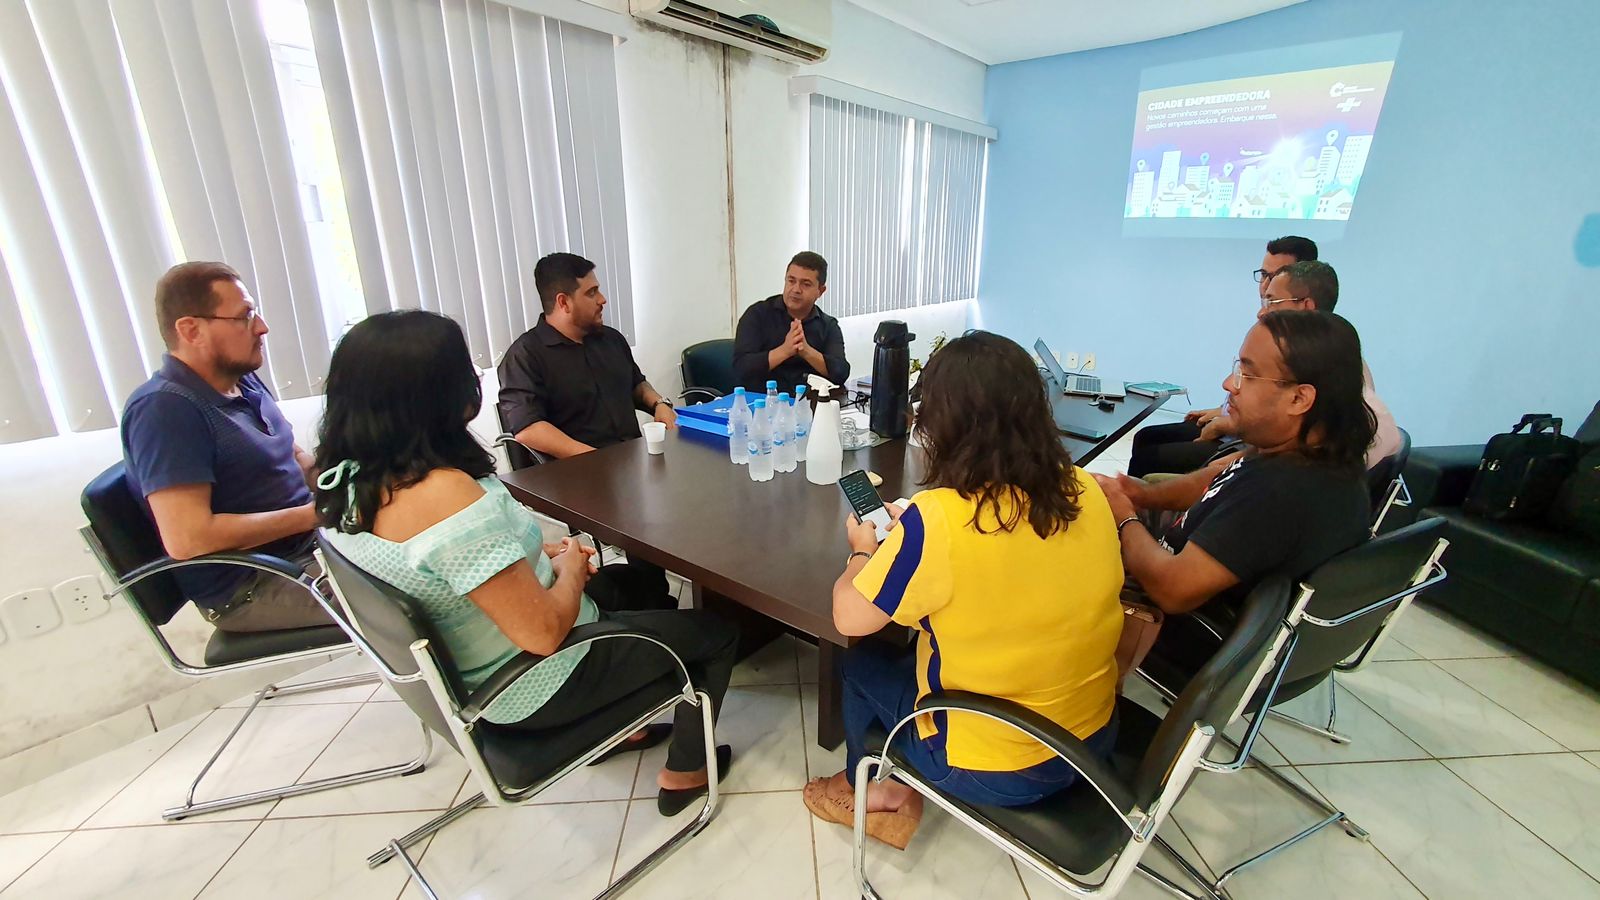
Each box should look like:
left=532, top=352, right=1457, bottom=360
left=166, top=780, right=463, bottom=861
left=1063, top=351, right=1079, bottom=370
left=1083, top=353, right=1097, bottom=372
left=55, top=575, right=110, bottom=624
left=1, top=589, right=62, bottom=638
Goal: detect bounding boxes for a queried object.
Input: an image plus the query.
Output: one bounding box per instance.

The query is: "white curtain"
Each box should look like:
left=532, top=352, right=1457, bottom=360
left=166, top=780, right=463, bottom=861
left=0, top=0, right=329, bottom=444
left=0, top=0, right=634, bottom=446
left=808, top=94, right=989, bottom=318
left=306, top=0, right=635, bottom=366
left=117, top=0, right=331, bottom=399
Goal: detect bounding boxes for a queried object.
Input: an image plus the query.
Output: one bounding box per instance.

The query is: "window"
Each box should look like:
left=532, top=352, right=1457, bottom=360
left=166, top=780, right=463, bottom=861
left=0, top=0, right=633, bottom=445
left=808, top=92, right=990, bottom=318
left=261, top=0, right=367, bottom=345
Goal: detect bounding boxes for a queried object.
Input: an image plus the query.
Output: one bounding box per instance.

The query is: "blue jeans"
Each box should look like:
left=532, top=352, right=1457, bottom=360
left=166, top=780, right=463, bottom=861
left=841, top=641, right=1117, bottom=807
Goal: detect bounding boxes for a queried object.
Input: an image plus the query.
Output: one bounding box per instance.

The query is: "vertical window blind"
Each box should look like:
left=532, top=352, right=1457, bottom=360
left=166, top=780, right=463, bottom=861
left=0, top=0, right=632, bottom=446
left=808, top=93, right=990, bottom=319
left=305, top=0, right=635, bottom=368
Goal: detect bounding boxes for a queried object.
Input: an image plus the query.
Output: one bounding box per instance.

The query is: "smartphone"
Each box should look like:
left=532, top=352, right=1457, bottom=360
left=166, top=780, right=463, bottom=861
left=838, top=469, right=892, bottom=541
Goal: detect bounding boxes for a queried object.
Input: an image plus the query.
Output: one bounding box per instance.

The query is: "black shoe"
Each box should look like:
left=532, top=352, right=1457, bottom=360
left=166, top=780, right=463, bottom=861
left=656, top=745, right=734, bottom=817
left=588, top=724, right=673, bottom=767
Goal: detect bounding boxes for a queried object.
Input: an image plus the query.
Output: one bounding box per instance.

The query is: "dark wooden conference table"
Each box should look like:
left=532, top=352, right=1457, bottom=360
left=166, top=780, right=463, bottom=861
left=501, top=390, right=1173, bottom=749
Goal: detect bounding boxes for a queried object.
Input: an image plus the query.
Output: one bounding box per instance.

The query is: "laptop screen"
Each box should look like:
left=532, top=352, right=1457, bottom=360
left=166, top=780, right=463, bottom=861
left=1034, top=338, right=1067, bottom=388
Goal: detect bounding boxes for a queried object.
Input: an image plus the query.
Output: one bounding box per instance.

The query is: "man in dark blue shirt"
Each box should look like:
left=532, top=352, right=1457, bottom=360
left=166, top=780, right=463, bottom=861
left=120, top=261, right=329, bottom=632
left=732, top=252, right=849, bottom=393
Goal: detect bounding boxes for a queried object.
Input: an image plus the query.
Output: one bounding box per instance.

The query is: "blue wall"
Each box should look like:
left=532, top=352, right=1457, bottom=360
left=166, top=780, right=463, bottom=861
left=979, top=0, right=1600, bottom=445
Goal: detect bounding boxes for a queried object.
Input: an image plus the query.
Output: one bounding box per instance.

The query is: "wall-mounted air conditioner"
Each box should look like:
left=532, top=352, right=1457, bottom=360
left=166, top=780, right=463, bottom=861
left=630, top=0, right=831, bottom=64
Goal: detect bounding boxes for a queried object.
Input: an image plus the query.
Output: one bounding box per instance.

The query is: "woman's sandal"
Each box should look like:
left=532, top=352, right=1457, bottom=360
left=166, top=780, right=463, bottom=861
left=802, top=776, right=922, bottom=850
left=657, top=745, right=734, bottom=816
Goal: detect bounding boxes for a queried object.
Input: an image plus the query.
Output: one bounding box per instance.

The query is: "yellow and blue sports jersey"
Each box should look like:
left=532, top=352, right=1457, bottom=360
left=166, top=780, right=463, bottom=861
left=852, top=471, right=1124, bottom=772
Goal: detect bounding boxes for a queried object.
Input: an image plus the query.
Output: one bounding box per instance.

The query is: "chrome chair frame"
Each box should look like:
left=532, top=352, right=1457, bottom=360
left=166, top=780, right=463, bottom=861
left=490, top=432, right=627, bottom=565
left=315, top=547, right=721, bottom=899
left=852, top=584, right=1309, bottom=900
left=1369, top=473, right=1412, bottom=538
left=80, top=526, right=430, bottom=821
left=1136, top=538, right=1449, bottom=890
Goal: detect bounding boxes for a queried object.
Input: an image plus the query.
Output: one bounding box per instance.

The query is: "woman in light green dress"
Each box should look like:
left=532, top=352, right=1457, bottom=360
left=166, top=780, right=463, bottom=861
left=315, top=310, right=737, bottom=816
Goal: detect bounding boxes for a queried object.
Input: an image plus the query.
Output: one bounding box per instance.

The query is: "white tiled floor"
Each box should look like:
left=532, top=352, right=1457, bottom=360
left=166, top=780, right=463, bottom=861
left=4, top=610, right=1600, bottom=899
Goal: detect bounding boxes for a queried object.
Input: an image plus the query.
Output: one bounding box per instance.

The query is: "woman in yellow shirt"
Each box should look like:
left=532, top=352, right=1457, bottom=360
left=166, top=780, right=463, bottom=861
left=802, top=332, right=1125, bottom=849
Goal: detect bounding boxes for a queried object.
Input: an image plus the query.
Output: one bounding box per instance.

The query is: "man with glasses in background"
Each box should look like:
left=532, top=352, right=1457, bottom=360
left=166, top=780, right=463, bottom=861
left=1128, top=235, right=1320, bottom=478
left=1110, top=259, right=1402, bottom=521
left=1192, top=260, right=1400, bottom=465
left=120, top=261, right=331, bottom=632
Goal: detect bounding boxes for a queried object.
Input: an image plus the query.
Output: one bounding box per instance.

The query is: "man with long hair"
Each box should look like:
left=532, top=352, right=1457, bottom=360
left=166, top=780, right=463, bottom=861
left=1099, top=311, right=1375, bottom=617
left=119, top=262, right=330, bottom=632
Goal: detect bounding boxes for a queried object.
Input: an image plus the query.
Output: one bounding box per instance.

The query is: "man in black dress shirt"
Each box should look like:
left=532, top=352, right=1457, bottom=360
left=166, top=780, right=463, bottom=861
left=497, top=252, right=676, bottom=459
left=732, top=251, right=849, bottom=393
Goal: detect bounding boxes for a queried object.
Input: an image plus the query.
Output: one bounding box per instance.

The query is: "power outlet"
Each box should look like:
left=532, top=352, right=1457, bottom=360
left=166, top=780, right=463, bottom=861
left=1, top=589, right=62, bottom=637
left=1063, top=351, right=1080, bottom=370
left=1083, top=352, right=1097, bottom=372
left=55, top=575, right=110, bottom=624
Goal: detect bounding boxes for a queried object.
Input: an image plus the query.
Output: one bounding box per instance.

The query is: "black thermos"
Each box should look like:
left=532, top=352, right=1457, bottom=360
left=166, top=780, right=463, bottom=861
left=869, top=320, right=916, bottom=438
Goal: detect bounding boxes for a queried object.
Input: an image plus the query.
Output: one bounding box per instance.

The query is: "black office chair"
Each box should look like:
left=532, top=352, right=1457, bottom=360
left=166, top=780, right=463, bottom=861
left=78, top=462, right=428, bottom=821
left=314, top=535, right=721, bottom=898
left=1368, top=427, right=1413, bottom=536
left=1135, top=518, right=1449, bottom=892
left=851, top=576, right=1300, bottom=900
left=493, top=404, right=551, bottom=470
left=680, top=338, right=736, bottom=402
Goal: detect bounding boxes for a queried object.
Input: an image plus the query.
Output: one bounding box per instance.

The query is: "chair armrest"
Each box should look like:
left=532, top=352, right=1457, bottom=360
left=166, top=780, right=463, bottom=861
left=493, top=433, right=551, bottom=466
left=680, top=387, right=723, bottom=404
left=1405, top=444, right=1485, bottom=509
left=459, top=621, right=693, bottom=721
left=115, top=551, right=307, bottom=594
left=910, top=690, right=1136, bottom=816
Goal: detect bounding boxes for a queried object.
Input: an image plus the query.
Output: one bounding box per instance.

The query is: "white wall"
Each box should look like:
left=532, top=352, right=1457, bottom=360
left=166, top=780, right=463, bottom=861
left=0, top=0, right=986, bottom=782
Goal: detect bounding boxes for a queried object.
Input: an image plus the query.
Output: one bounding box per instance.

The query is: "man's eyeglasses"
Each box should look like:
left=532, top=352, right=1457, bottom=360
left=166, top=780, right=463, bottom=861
left=195, top=308, right=260, bottom=326
left=1230, top=359, right=1296, bottom=391
left=1252, top=267, right=1276, bottom=284
left=1258, top=296, right=1304, bottom=310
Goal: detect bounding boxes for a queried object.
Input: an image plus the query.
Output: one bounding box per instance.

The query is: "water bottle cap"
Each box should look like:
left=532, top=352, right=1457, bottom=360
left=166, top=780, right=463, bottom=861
left=795, top=385, right=807, bottom=397
left=766, top=380, right=777, bottom=390
left=779, top=392, right=791, bottom=402
left=752, top=398, right=766, bottom=408
left=733, top=387, right=745, bottom=395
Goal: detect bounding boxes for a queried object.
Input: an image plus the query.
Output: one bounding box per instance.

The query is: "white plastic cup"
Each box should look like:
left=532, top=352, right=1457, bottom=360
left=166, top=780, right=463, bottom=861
left=642, top=421, right=666, bottom=454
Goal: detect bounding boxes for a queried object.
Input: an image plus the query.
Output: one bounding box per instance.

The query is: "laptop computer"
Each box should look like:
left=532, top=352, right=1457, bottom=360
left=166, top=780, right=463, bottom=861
left=1034, top=338, right=1126, bottom=399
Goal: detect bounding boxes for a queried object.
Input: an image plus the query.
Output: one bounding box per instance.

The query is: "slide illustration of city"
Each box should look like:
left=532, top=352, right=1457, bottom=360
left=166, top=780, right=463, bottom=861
left=1125, top=61, right=1394, bottom=221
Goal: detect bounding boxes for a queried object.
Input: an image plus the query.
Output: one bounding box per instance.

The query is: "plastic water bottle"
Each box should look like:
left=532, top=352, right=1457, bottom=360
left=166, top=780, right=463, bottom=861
left=747, top=398, right=774, bottom=482
left=793, top=384, right=811, bottom=457
left=728, top=387, right=750, bottom=465
left=774, top=393, right=797, bottom=473
left=765, top=379, right=779, bottom=414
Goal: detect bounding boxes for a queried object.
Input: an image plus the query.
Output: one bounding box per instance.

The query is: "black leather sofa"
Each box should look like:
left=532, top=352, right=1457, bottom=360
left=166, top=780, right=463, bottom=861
left=1388, top=404, right=1600, bottom=688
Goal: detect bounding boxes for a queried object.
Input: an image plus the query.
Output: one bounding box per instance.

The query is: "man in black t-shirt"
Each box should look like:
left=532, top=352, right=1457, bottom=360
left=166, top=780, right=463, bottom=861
left=1097, top=311, right=1374, bottom=618
left=498, top=253, right=677, bottom=459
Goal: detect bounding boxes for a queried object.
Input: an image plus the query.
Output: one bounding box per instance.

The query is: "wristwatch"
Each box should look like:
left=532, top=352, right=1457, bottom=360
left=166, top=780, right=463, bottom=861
left=847, top=550, right=872, bottom=565
left=652, top=399, right=673, bottom=411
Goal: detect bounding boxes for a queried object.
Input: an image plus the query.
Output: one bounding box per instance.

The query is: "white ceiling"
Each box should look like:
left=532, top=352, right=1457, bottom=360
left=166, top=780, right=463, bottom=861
left=849, top=0, right=1308, bottom=65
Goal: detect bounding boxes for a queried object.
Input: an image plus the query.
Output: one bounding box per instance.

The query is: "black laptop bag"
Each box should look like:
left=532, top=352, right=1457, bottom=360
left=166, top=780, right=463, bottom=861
left=1464, top=414, right=1582, bottom=521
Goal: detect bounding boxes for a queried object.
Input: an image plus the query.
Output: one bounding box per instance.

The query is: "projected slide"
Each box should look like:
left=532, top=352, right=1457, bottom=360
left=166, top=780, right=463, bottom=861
left=1124, top=60, right=1395, bottom=222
